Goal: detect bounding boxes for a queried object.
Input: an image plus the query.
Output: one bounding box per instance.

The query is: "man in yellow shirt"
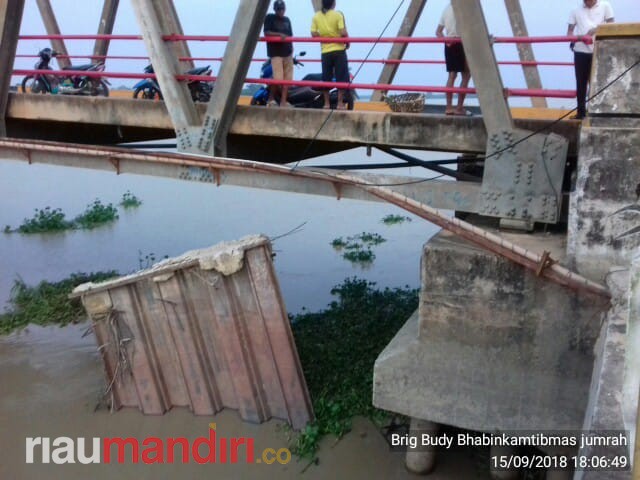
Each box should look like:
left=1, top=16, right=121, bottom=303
left=311, top=0, right=350, bottom=110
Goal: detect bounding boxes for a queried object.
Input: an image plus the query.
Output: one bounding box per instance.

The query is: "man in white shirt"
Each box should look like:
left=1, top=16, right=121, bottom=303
left=436, top=3, right=471, bottom=116
left=567, top=0, right=614, bottom=119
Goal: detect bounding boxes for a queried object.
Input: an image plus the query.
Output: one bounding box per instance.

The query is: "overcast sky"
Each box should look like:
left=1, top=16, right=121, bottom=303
left=15, top=0, right=640, bottom=107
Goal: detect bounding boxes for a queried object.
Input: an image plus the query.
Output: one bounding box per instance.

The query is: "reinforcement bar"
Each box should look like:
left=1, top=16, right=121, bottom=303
left=0, top=138, right=609, bottom=299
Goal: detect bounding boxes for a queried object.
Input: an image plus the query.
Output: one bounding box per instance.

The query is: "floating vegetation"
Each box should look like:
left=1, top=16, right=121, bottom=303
left=120, top=190, right=143, bottom=209
left=6, top=197, right=128, bottom=234
left=0, top=271, right=119, bottom=334
left=73, top=199, right=119, bottom=229
left=16, top=207, right=73, bottom=233
left=381, top=214, right=412, bottom=225
left=289, top=278, right=419, bottom=459
left=331, top=232, right=386, bottom=266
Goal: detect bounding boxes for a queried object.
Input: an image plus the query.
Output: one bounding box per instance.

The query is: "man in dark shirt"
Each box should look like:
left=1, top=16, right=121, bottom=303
left=264, top=0, right=294, bottom=107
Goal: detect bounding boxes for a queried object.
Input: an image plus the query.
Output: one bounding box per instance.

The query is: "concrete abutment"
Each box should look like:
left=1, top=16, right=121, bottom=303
left=374, top=25, right=640, bottom=478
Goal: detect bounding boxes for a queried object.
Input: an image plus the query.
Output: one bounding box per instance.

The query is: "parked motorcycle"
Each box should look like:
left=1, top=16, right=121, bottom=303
left=133, top=64, right=213, bottom=103
left=20, top=48, right=110, bottom=96
left=250, top=51, right=356, bottom=110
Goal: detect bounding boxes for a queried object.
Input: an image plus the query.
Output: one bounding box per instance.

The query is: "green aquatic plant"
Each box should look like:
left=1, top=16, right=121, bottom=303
left=74, top=199, right=119, bottom=229
left=0, top=271, right=119, bottom=334
left=289, top=278, right=419, bottom=459
left=120, top=190, right=143, bottom=209
left=381, top=214, right=412, bottom=225
left=16, top=207, right=73, bottom=233
left=330, top=232, right=386, bottom=266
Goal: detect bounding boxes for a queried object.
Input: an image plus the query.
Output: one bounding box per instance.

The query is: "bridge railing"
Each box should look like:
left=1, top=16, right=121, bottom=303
left=13, top=34, right=589, bottom=99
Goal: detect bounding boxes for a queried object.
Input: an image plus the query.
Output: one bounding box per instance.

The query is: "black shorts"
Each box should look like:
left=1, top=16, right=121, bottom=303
left=444, top=43, right=466, bottom=73
left=321, top=50, right=349, bottom=89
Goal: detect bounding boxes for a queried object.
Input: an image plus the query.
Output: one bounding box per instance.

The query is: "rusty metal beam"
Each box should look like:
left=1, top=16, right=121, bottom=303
left=0, top=137, right=481, bottom=212
left=452, top=0, right=513, bottom=133
left=34, top=0, right=71, bottom=69
left=371, top=0, right=428, bottom=102
left=0, top=0, right=24, bottom=136
left=0, top=137, right=607, bottom=299
left=503, top=0, right=547, bottom=108
left=92, top=0, right=119, bottom=61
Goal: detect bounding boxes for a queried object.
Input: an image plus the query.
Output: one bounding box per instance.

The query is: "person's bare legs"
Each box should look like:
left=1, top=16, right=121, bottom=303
left=445, top=72, right=457, bottom=114
left=280, top=86, right=289, bottom=107
left=455, top=70, right=471, bottom=115
left=323, top=91, right=331, bottom=109
left=336, top=90, right=346, bottom=110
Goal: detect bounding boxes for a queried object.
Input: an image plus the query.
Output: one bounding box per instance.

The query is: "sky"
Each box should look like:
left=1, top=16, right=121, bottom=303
left=14, top=0, right=640, bottom=108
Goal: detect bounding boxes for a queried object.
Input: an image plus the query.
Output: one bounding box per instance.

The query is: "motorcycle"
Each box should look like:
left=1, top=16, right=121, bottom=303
left=250, top=51, right=356, bottom=110
left=20, top=48, right=110, bottom=96
left=132, top=64, right=214, bottom=103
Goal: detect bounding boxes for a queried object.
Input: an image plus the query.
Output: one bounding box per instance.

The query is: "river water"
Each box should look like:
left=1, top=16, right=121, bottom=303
left=0, top=147, right=493, bottom=479
left=0, top=147, right=443, bottom=314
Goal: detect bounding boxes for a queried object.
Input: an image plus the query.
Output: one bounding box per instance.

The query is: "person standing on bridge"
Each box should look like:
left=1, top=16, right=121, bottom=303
left=264, top=0, right=294, bottom=107
left=435, top=3, right=471, bottom=116
left=567, top=0, right=614, bottom=119
left=311, top=0, right=350, bottom=110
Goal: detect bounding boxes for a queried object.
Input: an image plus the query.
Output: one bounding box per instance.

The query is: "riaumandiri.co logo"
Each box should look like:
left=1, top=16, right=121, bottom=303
left=26, top=423, right=291, bottom=465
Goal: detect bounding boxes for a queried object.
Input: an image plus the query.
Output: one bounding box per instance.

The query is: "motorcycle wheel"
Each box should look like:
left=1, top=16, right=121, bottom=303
left=93, top=81, right=110, bottom=97
left=133, top=86, right=162, bottom=100
left=21, top=76, right=46, bottom=94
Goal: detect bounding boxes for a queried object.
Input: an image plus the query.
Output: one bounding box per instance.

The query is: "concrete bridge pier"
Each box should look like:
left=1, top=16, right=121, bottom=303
left=405, top=418, right=439, bottom=474
left=374, top=25, right=640, bottom=479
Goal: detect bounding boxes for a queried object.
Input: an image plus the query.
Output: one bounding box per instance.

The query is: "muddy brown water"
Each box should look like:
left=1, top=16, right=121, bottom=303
left=0, top=324, right=488, bottom=479
left=0, top=148, right=488, bottom=478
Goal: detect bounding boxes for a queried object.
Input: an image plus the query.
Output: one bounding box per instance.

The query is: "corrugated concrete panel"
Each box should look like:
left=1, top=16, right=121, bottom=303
left=72, top=235, right=313, bottom=430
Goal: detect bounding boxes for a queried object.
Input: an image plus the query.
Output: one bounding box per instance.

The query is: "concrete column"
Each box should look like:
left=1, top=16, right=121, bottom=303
left=371, top=0, right=427, bottom=102
left=194, top=0, right=270, bottom=156
left=405, top=418, right=438, bottom=474
left=34, top=0, right=70, bottom=69
left=451, top=0, right=513, bottom=134
left=503, top=0, right=547, bottom=109
left=131, top=0, right=199, bottom=148
left=489, top=445, right=519, bottom=480
left=155, top=0, right=194, bottom=72
left=0, top=0, right=25, bottom=137
left=311, top=0, right=322, bottom=12
left=92, top=0, right=119, bottom=62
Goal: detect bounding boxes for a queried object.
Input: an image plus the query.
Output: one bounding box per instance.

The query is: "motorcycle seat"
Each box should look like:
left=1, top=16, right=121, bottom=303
left=62, top=64, right=96, bottom=71
left=186, top=66, right=210, bottom=76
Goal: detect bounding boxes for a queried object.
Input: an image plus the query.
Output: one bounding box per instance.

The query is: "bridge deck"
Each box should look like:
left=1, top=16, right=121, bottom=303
left=5, top=93, right=580, bottom=163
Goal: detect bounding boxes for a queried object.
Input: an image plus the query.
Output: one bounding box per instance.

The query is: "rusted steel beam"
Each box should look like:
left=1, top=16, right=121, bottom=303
left=34, top=0, right=71, bottom=69
left=93, top=0, right=119, bottom=62
left=0, top=137, right=609, bottom=299
left=504, top=0, right=547, bottom=108
left=335, top=171, right=610, bottom=299
left=371, top=0, right=428, bottom=102
left=0, top=0, right=25, bottom=136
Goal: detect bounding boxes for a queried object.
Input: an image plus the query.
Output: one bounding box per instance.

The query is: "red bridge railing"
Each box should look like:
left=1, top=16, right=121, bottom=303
left=14, top=33, right=585, bottom=99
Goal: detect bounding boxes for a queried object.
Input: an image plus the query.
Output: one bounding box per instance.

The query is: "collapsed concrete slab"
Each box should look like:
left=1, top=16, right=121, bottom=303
left=72, top=234, right=313, bottom=430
